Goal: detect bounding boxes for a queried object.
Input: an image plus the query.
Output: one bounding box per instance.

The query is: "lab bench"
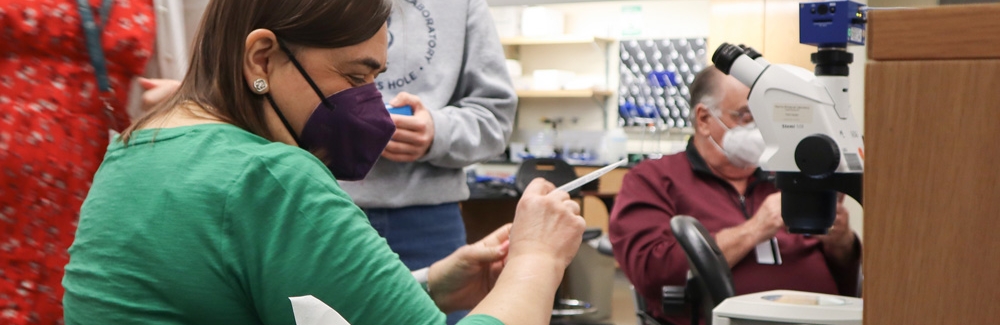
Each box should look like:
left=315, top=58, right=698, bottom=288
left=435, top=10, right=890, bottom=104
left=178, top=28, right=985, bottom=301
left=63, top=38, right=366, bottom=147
left=460, top=165, right=629, bottom=244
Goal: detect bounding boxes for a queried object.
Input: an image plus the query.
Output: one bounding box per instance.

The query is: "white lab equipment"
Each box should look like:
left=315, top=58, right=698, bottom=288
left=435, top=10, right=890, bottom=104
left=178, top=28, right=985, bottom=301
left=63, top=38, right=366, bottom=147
left=600, top=129, right=629, bottom=164
left=712, top=290, right=862, bottom=325
left=509, top=142, right=527, bottom=163
left=532, top=69, right=576, bottom=91
left=505, top=59, right=523, bottom=79
left=490, top=6, right=522, bottom=38
left=711, top=44, right=864, bottom=233
left=527, top=130, right=556, bottom=158
left=520, top=7, right=564, bottom=38
left=707, top=0, right=869, bottom=235
left=669, top=2, right=868, bottom=324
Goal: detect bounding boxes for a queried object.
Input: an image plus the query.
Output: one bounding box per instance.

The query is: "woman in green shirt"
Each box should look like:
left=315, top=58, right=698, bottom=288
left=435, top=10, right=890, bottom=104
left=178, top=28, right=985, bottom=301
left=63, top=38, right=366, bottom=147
left=61, top=0, right=585, bottom=324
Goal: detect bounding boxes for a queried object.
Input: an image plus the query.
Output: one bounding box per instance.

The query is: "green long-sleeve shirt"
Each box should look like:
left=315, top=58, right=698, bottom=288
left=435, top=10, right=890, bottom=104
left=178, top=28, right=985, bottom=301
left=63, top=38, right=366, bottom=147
left=62, top=124, right=501, bottom=325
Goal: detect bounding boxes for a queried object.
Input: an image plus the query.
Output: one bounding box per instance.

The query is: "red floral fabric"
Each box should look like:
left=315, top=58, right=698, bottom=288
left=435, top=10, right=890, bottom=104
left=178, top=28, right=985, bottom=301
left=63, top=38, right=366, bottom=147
left=0, top=0, right=154, bottom=323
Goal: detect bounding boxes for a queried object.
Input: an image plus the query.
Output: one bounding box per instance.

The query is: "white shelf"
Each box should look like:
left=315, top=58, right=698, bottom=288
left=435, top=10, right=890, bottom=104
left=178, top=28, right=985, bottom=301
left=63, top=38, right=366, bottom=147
left=516, top=89, right=614, bottom=99
left=504, top=35, right=618, bottom=130
left=501, top=36, right=615, bottom=46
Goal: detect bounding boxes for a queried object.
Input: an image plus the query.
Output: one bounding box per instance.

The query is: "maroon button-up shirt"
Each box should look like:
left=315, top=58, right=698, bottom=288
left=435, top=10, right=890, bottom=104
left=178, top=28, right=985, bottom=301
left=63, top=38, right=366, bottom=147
left=610, top=140, right=860, bottom=324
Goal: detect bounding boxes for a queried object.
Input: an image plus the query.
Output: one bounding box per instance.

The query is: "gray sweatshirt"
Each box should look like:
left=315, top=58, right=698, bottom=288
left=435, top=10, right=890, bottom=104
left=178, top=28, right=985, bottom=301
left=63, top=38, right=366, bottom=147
left=339, top=0, right=517, bottom=208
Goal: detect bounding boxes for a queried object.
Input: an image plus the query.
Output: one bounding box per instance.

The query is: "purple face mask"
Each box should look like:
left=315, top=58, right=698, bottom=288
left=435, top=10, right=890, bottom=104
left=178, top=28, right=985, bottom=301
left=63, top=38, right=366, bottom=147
left=266, top=44, right=395, bottom=181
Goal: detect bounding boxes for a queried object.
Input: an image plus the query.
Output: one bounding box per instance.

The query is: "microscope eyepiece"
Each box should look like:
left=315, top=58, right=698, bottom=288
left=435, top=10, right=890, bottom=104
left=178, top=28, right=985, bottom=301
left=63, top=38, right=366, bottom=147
left=738, top=44, right=764, bottom=60
left=711, top=43, right=745, bottom=75
left=712, top=43, right=764, bottom=88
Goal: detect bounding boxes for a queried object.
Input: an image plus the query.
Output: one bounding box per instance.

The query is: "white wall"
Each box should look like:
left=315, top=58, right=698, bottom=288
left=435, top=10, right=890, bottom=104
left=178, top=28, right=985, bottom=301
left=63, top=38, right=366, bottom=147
left=545, top=0, right=712, bottom=39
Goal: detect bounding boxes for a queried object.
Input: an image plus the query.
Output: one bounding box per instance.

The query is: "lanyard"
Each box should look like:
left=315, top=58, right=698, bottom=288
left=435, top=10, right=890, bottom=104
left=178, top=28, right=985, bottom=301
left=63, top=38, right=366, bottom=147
left=76, top=0, right=119, bottom=130
left=76, top=0, right=115, bottom=94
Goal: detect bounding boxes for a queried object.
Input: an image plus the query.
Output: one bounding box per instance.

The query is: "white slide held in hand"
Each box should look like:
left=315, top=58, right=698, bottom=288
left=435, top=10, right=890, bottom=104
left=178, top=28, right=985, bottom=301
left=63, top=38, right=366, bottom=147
left=555, top=159, right=628, bottom=193
left=289, top=295, right=351, bottom=325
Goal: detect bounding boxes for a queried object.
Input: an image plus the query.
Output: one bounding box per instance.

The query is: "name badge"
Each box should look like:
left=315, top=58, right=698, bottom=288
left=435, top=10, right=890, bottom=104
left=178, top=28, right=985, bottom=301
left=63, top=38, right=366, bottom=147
left=755, top=237, right=782, bottom=265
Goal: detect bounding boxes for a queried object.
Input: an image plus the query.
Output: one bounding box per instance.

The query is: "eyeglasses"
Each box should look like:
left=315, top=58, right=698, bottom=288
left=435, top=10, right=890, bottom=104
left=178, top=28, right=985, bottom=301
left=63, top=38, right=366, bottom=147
left=722, top=108, right=754, bottom=125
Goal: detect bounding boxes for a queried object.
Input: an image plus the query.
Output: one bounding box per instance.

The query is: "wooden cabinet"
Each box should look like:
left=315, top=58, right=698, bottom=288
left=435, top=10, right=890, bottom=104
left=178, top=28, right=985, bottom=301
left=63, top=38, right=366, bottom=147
left=864, top=4, right=1000, bottom=324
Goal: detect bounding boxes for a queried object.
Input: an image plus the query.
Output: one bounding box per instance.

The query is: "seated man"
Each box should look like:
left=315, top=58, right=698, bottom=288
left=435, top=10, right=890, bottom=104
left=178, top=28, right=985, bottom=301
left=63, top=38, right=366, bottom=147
left=609, top=66, right=861, bottom=325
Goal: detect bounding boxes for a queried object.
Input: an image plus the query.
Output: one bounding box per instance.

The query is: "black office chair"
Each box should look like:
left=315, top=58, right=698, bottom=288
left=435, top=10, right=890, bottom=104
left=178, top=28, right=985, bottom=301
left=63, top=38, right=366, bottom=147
left=615, top=215, right=732, bottom=325
left=596, top=197, right=732, bottom=324
left=515, top=158, right=581, bottom=197
left=669, top=215, right=736, bottom=325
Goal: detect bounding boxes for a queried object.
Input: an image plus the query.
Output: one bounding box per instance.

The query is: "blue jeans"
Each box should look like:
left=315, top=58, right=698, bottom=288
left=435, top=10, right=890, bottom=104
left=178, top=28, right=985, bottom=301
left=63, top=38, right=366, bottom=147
left=364, top=202, right=469, bottom=325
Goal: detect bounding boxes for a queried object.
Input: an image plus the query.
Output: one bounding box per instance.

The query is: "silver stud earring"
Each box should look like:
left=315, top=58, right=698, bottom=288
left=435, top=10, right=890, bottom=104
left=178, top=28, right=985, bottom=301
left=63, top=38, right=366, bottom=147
left=252, top=79, right=269, bottom=94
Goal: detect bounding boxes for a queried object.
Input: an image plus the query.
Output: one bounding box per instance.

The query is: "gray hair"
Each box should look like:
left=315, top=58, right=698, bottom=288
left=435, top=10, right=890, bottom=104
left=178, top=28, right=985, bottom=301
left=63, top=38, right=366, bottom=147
left=688, top=66, right=725, bottom=129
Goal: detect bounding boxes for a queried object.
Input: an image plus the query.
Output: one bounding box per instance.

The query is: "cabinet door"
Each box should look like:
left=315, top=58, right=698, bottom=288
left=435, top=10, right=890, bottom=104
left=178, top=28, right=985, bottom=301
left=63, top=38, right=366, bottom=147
left=865, top=59, right=1000, bottom=325
left=709, top=0, right=766, bottom=55
left=709, top=0, right=815, bottom=70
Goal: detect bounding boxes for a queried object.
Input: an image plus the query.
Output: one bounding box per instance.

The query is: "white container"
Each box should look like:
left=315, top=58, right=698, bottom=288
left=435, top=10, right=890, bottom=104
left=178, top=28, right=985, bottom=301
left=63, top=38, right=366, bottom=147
left=527, top=130, right=556, bottom=158
left=532, top=69, right=575, bottom=91
left=505, top=59, right=523, bottom=78
left=509, top=142, right=527, bottom=163
left=521, top=7, right=565, bottom=38
left=491, top=6, right=522, bottom=38
left=601, top=129, right=629, bottom=164
left=563, top=75, right=606, bottom=91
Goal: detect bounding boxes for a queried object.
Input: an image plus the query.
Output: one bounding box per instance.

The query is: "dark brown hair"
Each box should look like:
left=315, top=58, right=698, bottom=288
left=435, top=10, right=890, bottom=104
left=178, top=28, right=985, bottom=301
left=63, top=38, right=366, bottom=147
left=122, top=0, right=393, bottom=142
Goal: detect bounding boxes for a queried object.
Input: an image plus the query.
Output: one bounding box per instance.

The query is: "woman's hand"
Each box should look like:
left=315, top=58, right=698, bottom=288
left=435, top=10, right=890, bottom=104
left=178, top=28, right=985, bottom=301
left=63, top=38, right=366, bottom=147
left=427, top=224, right=511, bottom=313
left=465, top=178, right=586, bottom=324
left=507, top=178, right=586, bottom=270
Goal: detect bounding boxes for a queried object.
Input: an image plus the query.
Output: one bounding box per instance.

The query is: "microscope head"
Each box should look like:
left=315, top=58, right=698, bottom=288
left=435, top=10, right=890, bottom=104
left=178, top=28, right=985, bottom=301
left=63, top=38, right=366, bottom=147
left=707, top=1, right=867, bottom=235
left=709, top=42, right=864, bottom=235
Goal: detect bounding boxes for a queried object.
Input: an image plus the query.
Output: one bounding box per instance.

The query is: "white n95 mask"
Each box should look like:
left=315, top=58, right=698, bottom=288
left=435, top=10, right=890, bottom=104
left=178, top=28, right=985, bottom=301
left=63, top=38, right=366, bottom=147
left=710, top=115, right=766, bottom=168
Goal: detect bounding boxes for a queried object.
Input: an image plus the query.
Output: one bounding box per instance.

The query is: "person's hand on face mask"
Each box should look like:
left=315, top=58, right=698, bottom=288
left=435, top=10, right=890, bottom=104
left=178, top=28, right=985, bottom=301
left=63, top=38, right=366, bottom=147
left=427, top=224, right=511, bottom=313
left=748, top=192, right=785, bottom=242
left=382, top=92, right=434, bottom=162
left=138, top=78, right=181, bottom=112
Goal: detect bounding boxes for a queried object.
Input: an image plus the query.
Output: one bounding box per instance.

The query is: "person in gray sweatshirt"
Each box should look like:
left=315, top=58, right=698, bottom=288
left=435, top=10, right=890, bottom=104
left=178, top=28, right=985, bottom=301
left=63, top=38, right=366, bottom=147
left=337, top=0, right=516, bottom=323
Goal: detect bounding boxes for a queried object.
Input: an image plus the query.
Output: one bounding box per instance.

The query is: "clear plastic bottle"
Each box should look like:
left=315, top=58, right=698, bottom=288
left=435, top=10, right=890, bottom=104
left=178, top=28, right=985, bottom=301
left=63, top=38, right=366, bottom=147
left=602, top=128, right=629, bottom=164
left=527, top=129, right=556, bottom=158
